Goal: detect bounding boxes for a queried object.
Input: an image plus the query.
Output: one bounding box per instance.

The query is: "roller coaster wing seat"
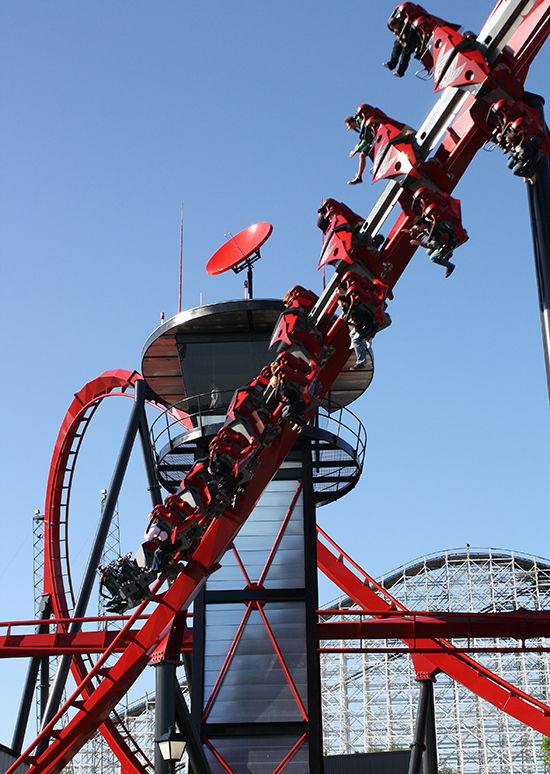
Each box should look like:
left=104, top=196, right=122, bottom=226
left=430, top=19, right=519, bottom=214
left=183, top=459, right=223, bottom=515
left=371, top=119, right=420, bottom=185
left=208, top=426, right=257, bottom=491
left=384, top=3, right=461, bottom=77
left=356, top=105, right=391, bottom=135
left=148, top=500, right=194, bottom=532
left=270, top=351, right=320, bottom=427
left=140, top=514, right=202, bottom=577
left=347, top=105, right=391, bottom=166
left=317, top=199, right=363, bottom=266
left=317, top=199, right=390, bottom=279
left=354, top=105, right=394, bottom=163
left=339, top=271, right=391, bottom=339
left=131, top=494, right=205, bottom=575
left=409, top=187, right=468, bottom=277
left=99, top=554, right=157, bottom=613
left=283, top=285, right=318, bottom=310
left=269, top=286, right=326, bottom=362
left=487, top=99, right=550, bottom=182
left=431, top=24, right=491, bottom=93
left=224, top=365, right=276, bottom=448
left=318, top=199, right=365, bottom=235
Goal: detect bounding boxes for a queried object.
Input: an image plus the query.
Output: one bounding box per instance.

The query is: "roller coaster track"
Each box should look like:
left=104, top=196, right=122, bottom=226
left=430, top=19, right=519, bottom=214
left=42, top=370, right=189, bottom=774
left=5, top=1, right=550, bottom=772
left=317, top=527, right=550, bottom=735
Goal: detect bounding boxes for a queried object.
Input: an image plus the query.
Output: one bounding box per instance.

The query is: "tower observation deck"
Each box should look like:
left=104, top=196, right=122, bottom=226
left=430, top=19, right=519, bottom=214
left=142, top=298, right=371, bottom=505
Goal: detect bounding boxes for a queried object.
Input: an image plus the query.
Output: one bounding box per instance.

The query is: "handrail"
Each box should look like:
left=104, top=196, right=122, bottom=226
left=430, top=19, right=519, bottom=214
left=150, top=390, right=367, bottom=465
left=149, top=389, right=235, bottom=453
left=0, top=614, right=152, bottom=633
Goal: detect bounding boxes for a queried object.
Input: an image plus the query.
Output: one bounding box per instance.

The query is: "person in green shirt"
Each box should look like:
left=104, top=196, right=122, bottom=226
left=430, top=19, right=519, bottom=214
left=345, top=114, right=376, bottom=185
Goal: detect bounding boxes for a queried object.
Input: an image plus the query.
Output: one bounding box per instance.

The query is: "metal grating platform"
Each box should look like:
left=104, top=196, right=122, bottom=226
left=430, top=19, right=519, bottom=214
left=150, top=402, right=367, bottom=506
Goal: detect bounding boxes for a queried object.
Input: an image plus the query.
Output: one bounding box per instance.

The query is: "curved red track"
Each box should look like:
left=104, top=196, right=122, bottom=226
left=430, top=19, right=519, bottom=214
left=43, top=370, right=154, bottom=774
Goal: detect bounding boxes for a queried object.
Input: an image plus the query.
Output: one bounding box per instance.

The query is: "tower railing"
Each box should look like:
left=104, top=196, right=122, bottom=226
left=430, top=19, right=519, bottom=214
left=149, top=392, right=367, bottom=505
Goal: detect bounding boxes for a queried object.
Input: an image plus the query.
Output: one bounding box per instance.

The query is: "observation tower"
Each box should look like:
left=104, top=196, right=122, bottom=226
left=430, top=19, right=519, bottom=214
left=140, top=225, right=371, bottom=773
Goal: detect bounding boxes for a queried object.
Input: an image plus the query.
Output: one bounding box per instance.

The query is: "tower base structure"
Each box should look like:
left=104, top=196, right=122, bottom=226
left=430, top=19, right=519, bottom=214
left=142, top=299, right=368, bottom=773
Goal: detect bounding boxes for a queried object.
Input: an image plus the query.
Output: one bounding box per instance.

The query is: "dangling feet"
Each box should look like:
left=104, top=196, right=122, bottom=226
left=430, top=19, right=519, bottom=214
left=445, top=263, right=456, bottom=278
left=347, top=176, right=363, bottom=186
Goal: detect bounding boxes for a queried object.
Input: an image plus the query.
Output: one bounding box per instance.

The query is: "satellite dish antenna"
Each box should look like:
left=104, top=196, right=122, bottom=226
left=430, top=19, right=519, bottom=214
left=206, top=222, right=273, bottom=299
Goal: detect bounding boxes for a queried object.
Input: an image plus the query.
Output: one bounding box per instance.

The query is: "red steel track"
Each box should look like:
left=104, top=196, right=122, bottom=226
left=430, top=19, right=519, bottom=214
left=42, top=370, right=169, bottom=774
left=317, top=528, right=550, bottom=735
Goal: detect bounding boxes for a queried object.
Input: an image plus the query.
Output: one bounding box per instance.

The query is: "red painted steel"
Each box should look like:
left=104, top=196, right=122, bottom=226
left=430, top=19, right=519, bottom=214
left=0, top=628, right=192, bottom=658
left=5, top=3, right=549, bottom=771
left=202, top=738, right=236, bottom=774
left=42, top=370, right=147, bottom=774
left=43, top=369, right=191, bottom=619
left=318, top=611, right=550, bottom=642
left=8, top=624, right=550, bottom=659
left=319, top=646, right=550, bottom=654
left=271, top=734, right=308, bottom=774
left=231, top=545, right=252, bottom=585
left=7, top=327, right=353, bottom=774
left=317, top=528, right=550, bottom=734
left=0, top=630, right=137, bottom=657
left=206, top=222, right=273, bottom=275
left=8, top=611, right=550, bottom=659
left=41, top=370, right=190, bottom=774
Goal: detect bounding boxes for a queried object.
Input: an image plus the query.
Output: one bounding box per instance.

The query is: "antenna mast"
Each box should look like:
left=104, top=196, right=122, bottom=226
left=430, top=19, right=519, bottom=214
left=178, top=203, right=183, bottom=314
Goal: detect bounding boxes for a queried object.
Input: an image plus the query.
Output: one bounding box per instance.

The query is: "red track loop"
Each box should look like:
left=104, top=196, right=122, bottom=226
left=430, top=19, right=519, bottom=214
left=42, top=370, right=169, bottom=774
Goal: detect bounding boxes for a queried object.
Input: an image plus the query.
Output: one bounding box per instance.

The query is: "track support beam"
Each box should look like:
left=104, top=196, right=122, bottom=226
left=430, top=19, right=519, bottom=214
left=524, top=94, right=550, bottom=405
left=408, top=678, right=437, bottom=774
left=12, top=596, right=52, bottom=753
left=174, top=681, right=211, bottom=774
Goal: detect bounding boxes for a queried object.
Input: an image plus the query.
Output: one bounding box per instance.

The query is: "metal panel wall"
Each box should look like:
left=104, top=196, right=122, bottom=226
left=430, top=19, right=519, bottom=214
left=195, top=454, right=320, bottom=774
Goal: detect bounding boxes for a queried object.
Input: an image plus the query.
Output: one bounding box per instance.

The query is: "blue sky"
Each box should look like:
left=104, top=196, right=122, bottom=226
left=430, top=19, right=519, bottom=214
left=1, top=0, right=549, bottom=750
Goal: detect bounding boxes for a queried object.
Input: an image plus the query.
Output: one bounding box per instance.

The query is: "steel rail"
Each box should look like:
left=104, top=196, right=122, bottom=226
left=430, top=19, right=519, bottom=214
left=317, top=527, right=550, bottom=733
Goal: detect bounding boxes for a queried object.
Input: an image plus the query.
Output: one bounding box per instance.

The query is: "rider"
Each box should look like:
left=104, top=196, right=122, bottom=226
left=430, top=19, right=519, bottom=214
left=337, top=292, right=370, bottom=370
left=383, top=3, right=424, bottom=77
left=409, top=187, right=468, bottom=277
left=345, top=113, right=377, bottom=185
left=488, top=99, right=550, bottom=183
left=345, top=106, right=390, bottom=185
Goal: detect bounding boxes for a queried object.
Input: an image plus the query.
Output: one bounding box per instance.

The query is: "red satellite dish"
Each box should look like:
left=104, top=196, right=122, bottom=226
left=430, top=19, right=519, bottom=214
left=206, top=222, right=273, bottom=299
